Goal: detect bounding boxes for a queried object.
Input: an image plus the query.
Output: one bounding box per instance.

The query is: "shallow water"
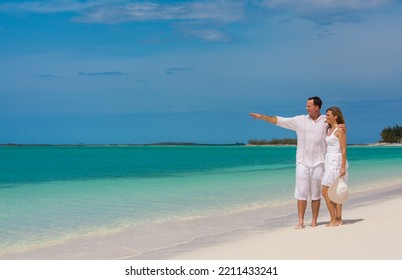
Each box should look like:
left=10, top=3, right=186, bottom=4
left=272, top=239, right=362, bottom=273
left=1, top=145, right=401, bottom=255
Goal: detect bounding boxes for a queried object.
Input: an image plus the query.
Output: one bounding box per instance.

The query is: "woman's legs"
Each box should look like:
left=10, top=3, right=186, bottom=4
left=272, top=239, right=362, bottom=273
left=335, top=204, right=343, bottom=225
left=322, top=186, right=338, bottom=226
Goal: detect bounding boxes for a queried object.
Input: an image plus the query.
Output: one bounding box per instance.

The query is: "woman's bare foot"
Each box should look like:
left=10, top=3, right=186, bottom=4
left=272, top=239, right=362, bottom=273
left=295, top=224, right=305, bottom=230
left=336, top=217, right=343, bottom=225
left=326, top=222, right=339, bottom=227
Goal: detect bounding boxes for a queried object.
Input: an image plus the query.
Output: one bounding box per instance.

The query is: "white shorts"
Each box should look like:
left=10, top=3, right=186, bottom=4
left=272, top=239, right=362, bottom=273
left=294, top=163, right=324, bottom=201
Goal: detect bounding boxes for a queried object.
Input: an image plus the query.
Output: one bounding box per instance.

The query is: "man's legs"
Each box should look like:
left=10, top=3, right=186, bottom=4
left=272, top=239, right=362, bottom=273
left=295, top=163, right=310, bottom=229
left=296, top=200, right=307, bottom=229
left=310, top=163, right=324, bottom=227
left=295, top=163, right=323, bottom=228
left=296, top=199, right=320, bottom=228
left=311, top=199, right=320, bottom=227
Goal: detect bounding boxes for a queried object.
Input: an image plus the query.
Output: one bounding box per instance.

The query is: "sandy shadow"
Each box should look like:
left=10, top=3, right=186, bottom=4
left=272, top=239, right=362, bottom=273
left=341, top=218, right=364, bottom=225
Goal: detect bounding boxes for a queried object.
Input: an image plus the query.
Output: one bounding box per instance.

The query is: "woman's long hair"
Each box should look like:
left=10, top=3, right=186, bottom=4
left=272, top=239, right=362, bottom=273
left=326, top=106, right=345, bottom=128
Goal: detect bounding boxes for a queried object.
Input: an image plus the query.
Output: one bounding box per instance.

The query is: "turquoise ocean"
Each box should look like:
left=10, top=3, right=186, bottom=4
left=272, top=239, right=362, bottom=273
left=1, top=145, right=402, bottom=258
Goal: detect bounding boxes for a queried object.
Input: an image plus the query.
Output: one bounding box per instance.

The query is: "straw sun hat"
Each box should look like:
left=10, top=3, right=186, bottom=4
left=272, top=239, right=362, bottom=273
left=328, top=175, right=349, bottom=204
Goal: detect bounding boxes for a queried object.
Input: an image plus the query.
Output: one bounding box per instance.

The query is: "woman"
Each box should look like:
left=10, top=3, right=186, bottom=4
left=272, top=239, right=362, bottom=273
left=322, top=106, right=348, bottom=226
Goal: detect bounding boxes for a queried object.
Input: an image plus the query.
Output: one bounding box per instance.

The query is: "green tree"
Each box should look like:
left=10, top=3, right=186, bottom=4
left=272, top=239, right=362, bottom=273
left=381, top=125, right=402, bottom=143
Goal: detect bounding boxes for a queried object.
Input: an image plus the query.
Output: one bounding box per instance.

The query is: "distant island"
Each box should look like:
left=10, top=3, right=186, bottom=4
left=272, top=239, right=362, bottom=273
left=0, top=142, right=246, bottom=147
left=0, top=139, right=296, bottom=146
left=247, top=138, right=297, bottom=145
left=1, top=125, right=400, bottom=147
left=2, top=124, right=401, bottom=147
left=139, top=142, right=246, bottom=146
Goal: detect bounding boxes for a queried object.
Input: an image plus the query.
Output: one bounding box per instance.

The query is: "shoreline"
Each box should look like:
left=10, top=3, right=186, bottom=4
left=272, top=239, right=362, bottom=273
left=1, top=143, right=401, bottom=147
left=1, top=181, right=401, bottom=260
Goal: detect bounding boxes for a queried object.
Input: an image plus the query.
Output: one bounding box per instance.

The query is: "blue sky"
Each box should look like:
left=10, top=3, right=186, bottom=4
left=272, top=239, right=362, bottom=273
left=1, top=0, right=401, bottom=144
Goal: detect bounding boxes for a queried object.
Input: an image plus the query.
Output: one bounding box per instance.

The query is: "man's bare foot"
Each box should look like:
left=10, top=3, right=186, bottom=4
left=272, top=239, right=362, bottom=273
left=311, top=222, right=318, bottom=227
left=326, top=222, right=339, bottom=227
left=295, top=224, right=305, bottom=230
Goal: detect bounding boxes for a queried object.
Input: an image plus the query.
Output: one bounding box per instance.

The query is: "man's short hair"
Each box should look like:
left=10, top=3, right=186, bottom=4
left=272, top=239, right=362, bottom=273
left=308, top=96, right=322, bottom=109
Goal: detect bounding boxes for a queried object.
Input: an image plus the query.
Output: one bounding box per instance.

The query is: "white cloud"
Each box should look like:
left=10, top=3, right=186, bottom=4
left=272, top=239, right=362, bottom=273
left=0, top=0, right=244, bottom=23
left=0, top=0, right=244, bottom=42
left=0, top=0, right=396, bottom=23
left=178, top=26, right=229, bottom=42
left=0, top=0, right=115, bottom=13
left=262, top=0, right=394, bottom=11
left=261, top=0, right=396, bottom=24
left=72, top=0, right=244, bottom=24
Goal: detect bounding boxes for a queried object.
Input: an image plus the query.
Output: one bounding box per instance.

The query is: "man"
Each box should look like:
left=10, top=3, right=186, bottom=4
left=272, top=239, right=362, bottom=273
left=249, top=96, right=326, bottom=229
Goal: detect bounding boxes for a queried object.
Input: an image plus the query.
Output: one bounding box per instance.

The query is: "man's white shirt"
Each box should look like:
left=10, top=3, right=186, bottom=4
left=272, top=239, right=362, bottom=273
left=276, top=115, right=327, bottom=167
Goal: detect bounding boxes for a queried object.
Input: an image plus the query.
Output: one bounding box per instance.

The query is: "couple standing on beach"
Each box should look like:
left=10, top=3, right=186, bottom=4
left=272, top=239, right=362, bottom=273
left=250, top=96, right=348, bottom=229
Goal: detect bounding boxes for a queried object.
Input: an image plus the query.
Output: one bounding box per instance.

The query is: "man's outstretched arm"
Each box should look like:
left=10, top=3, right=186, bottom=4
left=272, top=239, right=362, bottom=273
left=249, top=113, right=278, bottom=124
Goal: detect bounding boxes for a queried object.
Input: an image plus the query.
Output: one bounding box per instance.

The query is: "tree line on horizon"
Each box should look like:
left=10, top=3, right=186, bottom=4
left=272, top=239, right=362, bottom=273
left=248, top=138, right=297, bottom=145
left=381, top=125, right=402, bottom=143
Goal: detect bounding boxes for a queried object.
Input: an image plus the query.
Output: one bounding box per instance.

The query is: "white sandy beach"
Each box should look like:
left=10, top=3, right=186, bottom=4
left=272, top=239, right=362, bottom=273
left=170, top=195, right=402, bottom=260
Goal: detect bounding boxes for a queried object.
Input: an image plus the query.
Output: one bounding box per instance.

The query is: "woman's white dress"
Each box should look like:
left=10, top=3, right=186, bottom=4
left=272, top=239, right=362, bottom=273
left=322, top=127, right=349, bottom=186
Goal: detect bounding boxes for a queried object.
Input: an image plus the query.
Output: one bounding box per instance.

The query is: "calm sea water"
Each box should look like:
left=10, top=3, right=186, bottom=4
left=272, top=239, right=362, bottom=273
left=1, top=145, right=402, bottom=255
